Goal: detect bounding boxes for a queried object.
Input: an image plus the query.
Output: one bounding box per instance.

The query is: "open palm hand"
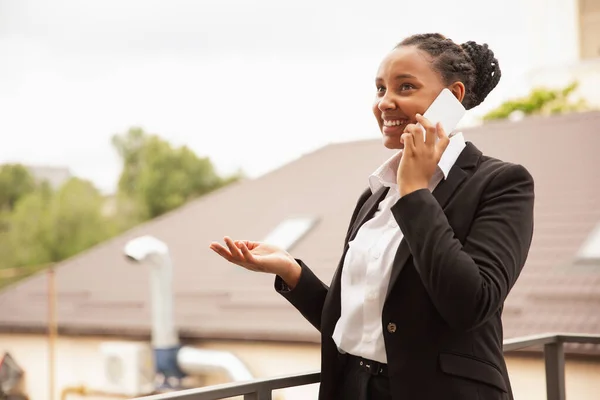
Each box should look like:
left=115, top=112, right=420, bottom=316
left=209, top=237, right=297, bottom=277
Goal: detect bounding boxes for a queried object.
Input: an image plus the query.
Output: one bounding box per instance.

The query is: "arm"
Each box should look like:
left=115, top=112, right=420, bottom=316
left=392, top=164, right=535, bottom=331
left=274, top=187, right=373, bottom=332
left=274, top=259, right=329, bottom=331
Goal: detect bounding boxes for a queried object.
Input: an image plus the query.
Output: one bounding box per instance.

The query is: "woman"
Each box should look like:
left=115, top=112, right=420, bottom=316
left=210, top=33, right=535, bottom=400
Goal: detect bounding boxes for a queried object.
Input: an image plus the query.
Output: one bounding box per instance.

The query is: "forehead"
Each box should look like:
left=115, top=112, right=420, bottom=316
left=376, top=46, right=440, bottom=82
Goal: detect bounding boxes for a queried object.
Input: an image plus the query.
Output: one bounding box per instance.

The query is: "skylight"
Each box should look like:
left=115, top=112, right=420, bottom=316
left=262, top=217, right=318, bottom=251
left=577, top=223, right=600, bottom=263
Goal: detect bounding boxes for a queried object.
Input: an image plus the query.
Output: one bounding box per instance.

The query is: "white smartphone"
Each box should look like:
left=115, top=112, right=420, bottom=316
left=419, top=88, right=466, bottom=141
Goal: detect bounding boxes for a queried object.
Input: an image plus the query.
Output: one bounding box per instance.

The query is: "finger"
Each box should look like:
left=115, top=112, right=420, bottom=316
left=239, top=242, right=256, bottom=264
left=415, top=114, right=436, bottom=146
left=235, top=240, right=255, bottom=262
left=401, top=132, right=416, bottom=154
left=238, top=240, right=259, bottom=251
left=224, top=236, right=244, bottom=259
left=435, top=122, right=451, bottom=154
left=404, top=122, right=424, bottom=146
left=436, top=122, right=449, bottom=141
left=209, top=242, right=234, bottom=262
left=210, top=242, right=231, bottom=256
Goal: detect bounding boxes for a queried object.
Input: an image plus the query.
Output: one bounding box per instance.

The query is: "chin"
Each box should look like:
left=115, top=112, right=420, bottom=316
left=382, top=135, right=404, bottom=150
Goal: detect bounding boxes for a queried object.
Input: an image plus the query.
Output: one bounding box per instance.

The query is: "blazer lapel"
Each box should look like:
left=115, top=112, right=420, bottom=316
left=385, top=239, right=411, bottom=300
left=385, top=142, right=481, bottom=300
left=347, top=186, right=389, bottom=243
left=328, top=186, right=388, bottom=295
left=431, top=142, right=480, bottom=208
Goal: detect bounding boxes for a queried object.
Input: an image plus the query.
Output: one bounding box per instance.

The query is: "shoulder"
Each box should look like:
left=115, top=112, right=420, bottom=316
left=479, top=155, right=533, bottom=180
left=476, top=155, right=535, bottom=196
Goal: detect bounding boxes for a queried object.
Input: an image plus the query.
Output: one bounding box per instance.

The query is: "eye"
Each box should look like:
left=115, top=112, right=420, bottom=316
left=400, top=83, right=414, bottom=91
left=376, top=85, right=386, bottom=94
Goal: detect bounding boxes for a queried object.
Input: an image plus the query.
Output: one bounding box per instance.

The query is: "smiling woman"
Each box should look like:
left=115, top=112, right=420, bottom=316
left=210, top=32, right=534, bottom=400
left=374, top=33, right=501, bottom=150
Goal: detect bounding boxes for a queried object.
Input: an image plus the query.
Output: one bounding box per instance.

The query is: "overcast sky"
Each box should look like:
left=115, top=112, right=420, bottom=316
left=0, top=0, right=537, bottom=193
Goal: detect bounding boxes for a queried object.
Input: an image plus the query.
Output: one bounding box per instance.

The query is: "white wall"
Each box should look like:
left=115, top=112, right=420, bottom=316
left=0, top=334, right=321, bottom=400
left=521, top=0, right=600, bottom=106
left=524, top=0, right=580, bottom=69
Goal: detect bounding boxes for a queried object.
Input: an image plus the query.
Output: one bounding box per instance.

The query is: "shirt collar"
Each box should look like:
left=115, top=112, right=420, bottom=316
left=368, top=132, right=466, bottom=192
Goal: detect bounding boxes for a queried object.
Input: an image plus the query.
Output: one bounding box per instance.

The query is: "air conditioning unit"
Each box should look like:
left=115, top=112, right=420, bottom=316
left=99, top=342, right=155, bottom=396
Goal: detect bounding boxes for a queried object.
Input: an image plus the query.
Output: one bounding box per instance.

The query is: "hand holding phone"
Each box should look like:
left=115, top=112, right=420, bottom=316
left=418, top=88, right=466, bottom=141
left=396, top=88, right=466, bottom=197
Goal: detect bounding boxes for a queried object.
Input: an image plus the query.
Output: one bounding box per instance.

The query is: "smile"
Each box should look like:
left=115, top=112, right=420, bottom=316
left=383, top=119, right=408, bottom=127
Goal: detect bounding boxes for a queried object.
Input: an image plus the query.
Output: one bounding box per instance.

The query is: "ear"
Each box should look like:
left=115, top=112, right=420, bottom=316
left=448, top=82, right=466, bottom=103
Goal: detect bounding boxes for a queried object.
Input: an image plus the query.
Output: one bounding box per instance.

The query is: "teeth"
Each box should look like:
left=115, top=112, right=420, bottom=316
left=384, top=119, right=406, bottom=127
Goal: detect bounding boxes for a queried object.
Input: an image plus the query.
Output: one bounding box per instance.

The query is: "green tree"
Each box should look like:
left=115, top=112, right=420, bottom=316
left=483, top=81, right=591, bottom=121
left=112, top=127, right=241, bottom=219
left=0, top=164, right=37, bottom=270
left=112, top=127, right=146, bottom=199
left=46, top=178, right=116, bottom=261
left=0, top=212, right=15, bottom=269
left=1, top=127, right=242, bottom=283
left=6, top=184, right=53, bottom=267
left=0, top=164, right=36, bottom=212
left=9, top=178, right=115, bottom=267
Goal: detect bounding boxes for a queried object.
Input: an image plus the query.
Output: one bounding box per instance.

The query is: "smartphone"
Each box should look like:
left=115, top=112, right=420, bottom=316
left=419, top=88, right=466, bottom=141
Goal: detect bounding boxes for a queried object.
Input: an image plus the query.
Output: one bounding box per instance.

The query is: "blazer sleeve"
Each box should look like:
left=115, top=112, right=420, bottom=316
left=274, top=259, right=329, bottom=331
left=274, top=187, right=373, bottom=332
left=391, top=163, right=535, bottom=331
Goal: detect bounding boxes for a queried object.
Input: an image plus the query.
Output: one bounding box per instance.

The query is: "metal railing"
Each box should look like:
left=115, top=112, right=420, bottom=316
left=136, top=333, right=600, bottom=400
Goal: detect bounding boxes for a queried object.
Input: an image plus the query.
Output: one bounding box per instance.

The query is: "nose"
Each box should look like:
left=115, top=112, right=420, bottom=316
left=377, top=92, right=396, bottom=112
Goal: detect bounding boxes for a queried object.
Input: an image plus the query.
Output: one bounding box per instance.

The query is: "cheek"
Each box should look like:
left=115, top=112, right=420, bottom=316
left=372, top=100, right=381, bottom=119
left=398, top=98, right=429, bottom=120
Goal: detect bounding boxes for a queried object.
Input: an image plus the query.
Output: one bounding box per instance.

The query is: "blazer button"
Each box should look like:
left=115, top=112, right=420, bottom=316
left=387, top=322, right=397, bottom=333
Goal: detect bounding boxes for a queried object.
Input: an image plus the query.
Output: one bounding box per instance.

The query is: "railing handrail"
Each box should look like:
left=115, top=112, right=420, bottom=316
left=502, top=332, right=600, bottom=351
left=137, top=371, right=321, bottom=400
left=135, top=332, right=600, bottom=400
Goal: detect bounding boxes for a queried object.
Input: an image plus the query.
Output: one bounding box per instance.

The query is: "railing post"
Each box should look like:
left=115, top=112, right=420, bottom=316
left=243, top=389, right=272, bottom=400
left=544, top=342, right=566, bottom=400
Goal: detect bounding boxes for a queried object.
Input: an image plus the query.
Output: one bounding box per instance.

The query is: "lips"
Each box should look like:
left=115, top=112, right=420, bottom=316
left=383, top=119, right=408, bottom=127
left=381, top=117, right=409, bottom=135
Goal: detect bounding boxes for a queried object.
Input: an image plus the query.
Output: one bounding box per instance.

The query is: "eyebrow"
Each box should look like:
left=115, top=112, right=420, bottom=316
left=394, top=74, right=417, bottom=80
left=375, top=73, right=418, bottom=82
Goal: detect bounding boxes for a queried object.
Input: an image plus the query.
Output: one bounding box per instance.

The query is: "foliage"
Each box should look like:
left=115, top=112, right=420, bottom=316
left=7, top=178, right=115, bottom=268
left=0, top=128, right=240, bottom=286
left=0, top=164, right=36, bottom=212
left=483, top=81, right=591, bottom=121
left=112, top=127, right=240, bottom=219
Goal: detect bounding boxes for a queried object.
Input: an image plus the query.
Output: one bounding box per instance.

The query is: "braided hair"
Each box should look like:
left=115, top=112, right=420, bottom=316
left=397, top=33, right=501, bottom=110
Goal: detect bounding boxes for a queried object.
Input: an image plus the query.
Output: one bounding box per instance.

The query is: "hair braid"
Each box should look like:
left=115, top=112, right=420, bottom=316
left=396, top=34, right=501, bottom=110
left=460, top=41, right=501, bottom=108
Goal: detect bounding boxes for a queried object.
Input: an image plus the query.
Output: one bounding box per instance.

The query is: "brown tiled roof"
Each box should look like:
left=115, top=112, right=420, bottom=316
left=1, top=111, right=599, bottom=353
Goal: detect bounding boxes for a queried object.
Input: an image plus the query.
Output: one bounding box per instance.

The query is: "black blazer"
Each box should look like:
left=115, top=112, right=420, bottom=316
left=275, top=142, right=535, bottom=400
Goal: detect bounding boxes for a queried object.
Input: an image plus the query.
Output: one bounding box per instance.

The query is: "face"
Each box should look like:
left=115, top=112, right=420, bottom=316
left=373, top=46, right=448, bottom=150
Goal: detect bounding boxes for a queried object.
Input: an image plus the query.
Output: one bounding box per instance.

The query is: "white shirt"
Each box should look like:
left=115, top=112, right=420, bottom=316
left=331, top=133, right=467, bottom=364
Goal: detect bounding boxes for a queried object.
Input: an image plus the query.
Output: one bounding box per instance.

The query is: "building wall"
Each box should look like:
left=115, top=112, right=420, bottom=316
left=522, top=0, right=600, bottom=107
left=1, top=333, right=599, bottom=400
left=0, top=334, right=322, bottom=400
left=578, top=0, right=600, bottom=59
left=524, top=0, right=580, bottom=69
